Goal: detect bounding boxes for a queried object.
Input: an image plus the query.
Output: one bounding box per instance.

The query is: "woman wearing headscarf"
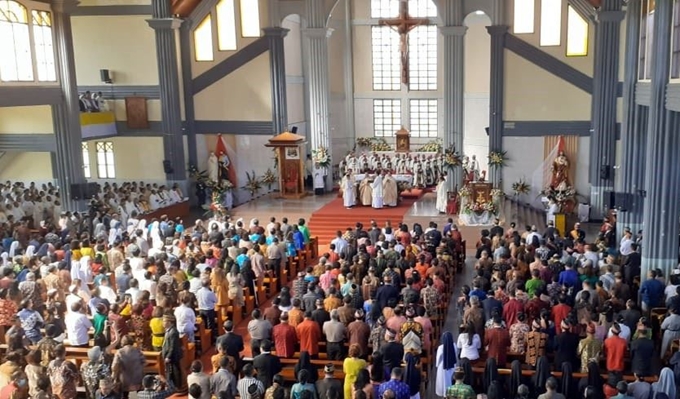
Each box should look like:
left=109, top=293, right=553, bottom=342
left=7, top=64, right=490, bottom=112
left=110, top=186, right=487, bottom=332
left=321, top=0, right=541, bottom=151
left=652, top=368, right=677, bottom=399
left=483, top=358, right=499, bottom=393
left=532, top=356, right=550, bottom=397
left=457, top=357, right=474, bottom=387
left=509, top=360, right=523, bottom=398
left=560, top=361, right=575, bottom=398
left=486, top=380, right=503, bottom=399
left=295, top=351, right=319, bottom=385
left=8, top=241, right=20, bottom=258
left=24, top=245, right=35, bottom=259
left=93, top=223, right=106, bottom=240
left=578, top=361, right=603, bottom=398
left=403, top=353, right=421, bottom=399
left=352, top=368, right=373, bottom=399
left=435, top=331, right=458, bottom=397
left=0, top=253, right=8, bottom=268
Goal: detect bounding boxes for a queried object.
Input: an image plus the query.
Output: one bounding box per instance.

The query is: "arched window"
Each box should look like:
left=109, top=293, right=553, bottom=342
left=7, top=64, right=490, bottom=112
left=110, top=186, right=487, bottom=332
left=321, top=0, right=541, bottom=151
left=32, top=10, right=55, bottom=81
left=0, top=0, right=33, bottom=82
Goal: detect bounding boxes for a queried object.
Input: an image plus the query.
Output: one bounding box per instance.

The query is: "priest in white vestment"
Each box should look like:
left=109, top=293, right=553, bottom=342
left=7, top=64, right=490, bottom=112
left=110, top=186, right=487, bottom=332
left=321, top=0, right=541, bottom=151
left=341, top=171, right=356, bottom=208
left=546, top=197, right=559, bottom=225
left=435, top=175, right=448, bottom=214
left=371, top=172, right=384, bottom=209
left=382, top=172, right=398, bottom=207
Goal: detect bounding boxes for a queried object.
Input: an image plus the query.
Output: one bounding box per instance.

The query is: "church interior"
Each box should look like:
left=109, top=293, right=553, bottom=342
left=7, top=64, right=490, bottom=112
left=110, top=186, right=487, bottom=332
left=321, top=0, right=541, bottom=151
left=2, top=0, right=680, bottom=397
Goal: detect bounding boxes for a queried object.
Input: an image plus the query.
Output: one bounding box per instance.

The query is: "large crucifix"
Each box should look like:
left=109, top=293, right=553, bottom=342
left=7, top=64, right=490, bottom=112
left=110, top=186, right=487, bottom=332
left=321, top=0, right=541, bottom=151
left=379, top=0, right=430, bottom=86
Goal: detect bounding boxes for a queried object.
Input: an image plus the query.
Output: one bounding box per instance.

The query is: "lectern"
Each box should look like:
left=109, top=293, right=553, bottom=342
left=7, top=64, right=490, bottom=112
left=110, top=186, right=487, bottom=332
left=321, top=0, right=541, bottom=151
left=265, top=131, right=307, bottom=199
left=396, top=126, right=410, bottom=152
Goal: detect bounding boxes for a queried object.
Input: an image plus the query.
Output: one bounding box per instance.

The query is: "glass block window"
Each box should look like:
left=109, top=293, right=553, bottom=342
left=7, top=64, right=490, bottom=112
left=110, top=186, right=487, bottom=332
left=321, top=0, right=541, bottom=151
left=31, top=10, right=55, bottom=81
left=370, top=0, right=399, bottom=18
left=407, top=0, right=437, bottom=18
left=408, top=25, right=437, bottom=91
left=371, top=26, right=401, bottom=91
left=409, top=99, right=438, bottom=138
left=373, top=99, right=402, bottom=137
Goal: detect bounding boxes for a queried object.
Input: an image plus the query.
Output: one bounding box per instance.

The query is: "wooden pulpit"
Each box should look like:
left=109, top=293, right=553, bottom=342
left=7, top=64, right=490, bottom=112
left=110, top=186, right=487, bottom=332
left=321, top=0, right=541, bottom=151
left=396, top=126, right=410, bottom=152
left=265, top=131, right=307, bottom=199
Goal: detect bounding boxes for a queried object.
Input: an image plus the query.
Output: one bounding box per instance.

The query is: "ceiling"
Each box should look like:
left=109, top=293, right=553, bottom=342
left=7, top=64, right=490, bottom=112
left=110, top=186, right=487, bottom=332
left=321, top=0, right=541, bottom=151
left=171, top=0, right=202, bottom=17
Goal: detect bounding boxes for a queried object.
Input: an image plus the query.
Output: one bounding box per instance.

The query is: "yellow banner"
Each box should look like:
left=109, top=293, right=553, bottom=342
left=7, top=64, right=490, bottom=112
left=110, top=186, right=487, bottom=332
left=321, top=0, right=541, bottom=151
left=80, top=111, right=116, bottom=126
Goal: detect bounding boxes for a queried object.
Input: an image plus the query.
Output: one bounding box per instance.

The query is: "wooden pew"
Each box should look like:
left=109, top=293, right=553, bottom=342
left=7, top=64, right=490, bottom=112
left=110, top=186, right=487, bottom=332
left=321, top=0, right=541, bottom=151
left=469, top=366, right=658, bottom=383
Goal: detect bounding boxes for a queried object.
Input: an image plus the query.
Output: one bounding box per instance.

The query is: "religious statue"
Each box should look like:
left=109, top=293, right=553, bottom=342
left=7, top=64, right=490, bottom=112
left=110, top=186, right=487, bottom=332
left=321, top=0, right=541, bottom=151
left=470, top=155, right=480, bottom=181
left=218, top=152, right=230, bottom=181
left=207, top=152, right=219, bottom=183
left=550, top=150, right=570, bottom=191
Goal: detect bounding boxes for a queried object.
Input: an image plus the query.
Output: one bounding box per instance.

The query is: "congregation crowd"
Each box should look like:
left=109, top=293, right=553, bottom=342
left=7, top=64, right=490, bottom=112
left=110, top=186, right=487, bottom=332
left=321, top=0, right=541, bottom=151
left=443, top=218, right=680, bottom=399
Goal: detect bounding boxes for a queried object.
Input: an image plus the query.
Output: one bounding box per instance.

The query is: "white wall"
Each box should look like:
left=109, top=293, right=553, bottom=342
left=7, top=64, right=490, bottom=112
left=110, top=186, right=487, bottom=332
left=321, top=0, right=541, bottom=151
left=283, top=14, right=306, bottom=136
left=502, top=136, right=591, bottom=202
left=464, top=12, right=491, bottom=174
left=0, top=152, right=53, bottom=183
left=0, top=106, right=53, bottom=134
left=83, top=137, right=166, bottom=183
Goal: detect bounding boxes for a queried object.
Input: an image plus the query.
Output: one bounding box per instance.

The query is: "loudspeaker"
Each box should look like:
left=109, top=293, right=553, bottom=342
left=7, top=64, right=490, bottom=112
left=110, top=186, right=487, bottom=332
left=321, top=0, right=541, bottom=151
left=163, top=160, right=174, bottom=174
left=603, top=190, right=615, bottom=210
left=70, top=183, right=98, bottom=200
left=70, top=184, right=84, bottom=200
left=100, top=69, right=112, bottom=84
left=485, top=127, right=490, bottom=136
left=290, top=126, right=298, bottom=133
left=600, top=165, right=611, bottom=180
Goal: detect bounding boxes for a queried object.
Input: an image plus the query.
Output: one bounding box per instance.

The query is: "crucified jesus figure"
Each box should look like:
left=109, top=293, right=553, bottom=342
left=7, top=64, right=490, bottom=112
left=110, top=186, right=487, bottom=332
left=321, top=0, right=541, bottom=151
left=379, top=0, right=430, bottom=86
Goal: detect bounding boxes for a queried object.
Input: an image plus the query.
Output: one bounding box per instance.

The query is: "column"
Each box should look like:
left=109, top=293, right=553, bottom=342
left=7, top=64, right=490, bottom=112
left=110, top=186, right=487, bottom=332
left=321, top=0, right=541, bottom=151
left=440, top=0, right=466, bottom=189
left=52, top=0, right=85, bottom=210
left=617, top=0, right=645, bottom=234
left=486, top=25, right=508, bottom=188
left=303, top=0, right=332, bottom=188
left=641, top=0, right=676, bottom=279
left=147, top=0, right=187, bottom=183
left=588, top=0, right=624, bottom=219
left=180, top=23, right=197, bottom=167
left=264, top=27, right=289, bottom=135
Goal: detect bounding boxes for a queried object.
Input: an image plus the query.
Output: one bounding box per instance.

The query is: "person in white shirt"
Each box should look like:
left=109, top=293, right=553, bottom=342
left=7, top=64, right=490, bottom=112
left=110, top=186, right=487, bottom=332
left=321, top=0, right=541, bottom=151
left=140, top=272, right=158, bottom=302
left=98, top=277, right=118, bottom=304
left=196, top=280, right=218, bottom=341
left=620, top=228, right=634, bottom=256
left=65, top=302, right=92, bottom=346
left=456, top=323, right=481, bottom=361
left=265, top=217, right=277, bottom=237
left=330, top=231, right=348, bottom=255
left=174, top=296, right=196, bottom=342
left=129, top=248, right=146, bottom=281
left=125, top=279, right=142, bottom=305
left=607, top=316, right=631, bottom=342
left=65, top=285, right=83, bottom=314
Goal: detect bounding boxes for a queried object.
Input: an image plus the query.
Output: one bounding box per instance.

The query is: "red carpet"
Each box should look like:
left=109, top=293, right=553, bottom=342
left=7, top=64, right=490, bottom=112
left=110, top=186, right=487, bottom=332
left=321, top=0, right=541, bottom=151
left=308, top=197, right=418, bottom=244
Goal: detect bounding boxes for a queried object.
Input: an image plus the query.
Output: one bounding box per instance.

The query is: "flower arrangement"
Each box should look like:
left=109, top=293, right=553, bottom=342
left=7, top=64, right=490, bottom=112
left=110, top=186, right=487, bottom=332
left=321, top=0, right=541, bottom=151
left=488, top=150, right=508, bottom=167
left=260, top=168, right=277, bottom=190
left=458, top=185, right=471, bottom=198
left=415, top=138, right=443, bottom=153
left=243, top=170, right=262, bottom=196
left=371, top=138, right=392, bottom=152
left=397, top=181, right=413, bottom=194
left=512, top=179, right=531, bottom=195
left=490, top=188, right=504, bottom=198
left=220, top=179, right=234, bottom=191
left=312, top=146, right=331, bottom=169
left=443, top=145, right=462, bottom=169
left=188, top=163, right=233, bottom=193
left=356, top=137, right=373, bottom=148
left=464, top=201, right=497, bottom=214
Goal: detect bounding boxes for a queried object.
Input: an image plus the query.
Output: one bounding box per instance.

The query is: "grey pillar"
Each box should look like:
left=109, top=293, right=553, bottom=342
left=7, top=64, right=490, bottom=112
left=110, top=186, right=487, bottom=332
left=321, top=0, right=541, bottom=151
left=147, top=0, right=187, bottom=182
left=487, top=25, right=508, bottom=188
left=52, top=0, right=85, bottom=211
left=264, top=27, right=289, bottom=135
left=440, top=0, right=466, bottom=189
left=588, top=0, right=624, bottom=219
left=179, top=23, right=197, bottom=167
left=617, top=0, right=645, bottom=234
left=641, top=0, right=676, bottom=279
left=303, top=0, right=332, bottom=188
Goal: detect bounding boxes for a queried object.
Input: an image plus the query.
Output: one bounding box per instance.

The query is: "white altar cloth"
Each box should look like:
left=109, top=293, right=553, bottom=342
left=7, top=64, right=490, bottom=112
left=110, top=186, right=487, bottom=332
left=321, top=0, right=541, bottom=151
left=354, top=174, right=413, bottom=185
left=458, top=211, right=498, bottom=226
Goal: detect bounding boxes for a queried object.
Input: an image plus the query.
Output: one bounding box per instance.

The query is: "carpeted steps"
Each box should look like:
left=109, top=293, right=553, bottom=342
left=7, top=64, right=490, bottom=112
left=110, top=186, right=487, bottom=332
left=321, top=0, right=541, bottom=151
left=308, top=197, right=419, bottom=244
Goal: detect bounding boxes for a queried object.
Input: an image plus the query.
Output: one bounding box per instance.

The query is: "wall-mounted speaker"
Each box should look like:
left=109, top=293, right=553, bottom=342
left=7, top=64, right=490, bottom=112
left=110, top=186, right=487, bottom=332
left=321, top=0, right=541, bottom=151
left=163, top=160, right=174, bottom=174
left=290, top=126, right=298, bottom=133
left=100, top=69, right=112, bottom=84
left=603, top=190, right=615, bottom=210
left=485, top=127, right=490, bottom=136
left=614, top=192, right=631, bottom=212
left=600, top=165, right=611, bottom=180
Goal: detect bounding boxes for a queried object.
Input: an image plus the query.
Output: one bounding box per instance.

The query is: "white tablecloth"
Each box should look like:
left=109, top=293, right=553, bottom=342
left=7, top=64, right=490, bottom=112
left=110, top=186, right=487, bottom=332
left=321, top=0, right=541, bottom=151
left=458, top=210, right=497, bottom=226
left=354, top=174, right=413, bottom=185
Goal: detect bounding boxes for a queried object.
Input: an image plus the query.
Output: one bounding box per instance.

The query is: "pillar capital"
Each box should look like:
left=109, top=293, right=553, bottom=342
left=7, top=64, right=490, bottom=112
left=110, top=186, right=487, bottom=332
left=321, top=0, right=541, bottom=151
left=597, top=10, right=626, bottom=23
left=302, top=27, right=333, bottom=39
left=51, top=0, right=80, bottom=14
left=263, top=27, right=290, bottom=38
left=146, top=18, right=183, bottom=31
left=486, top=25, right=509, bottom=36
left=439, top=25, right=467, bottom=37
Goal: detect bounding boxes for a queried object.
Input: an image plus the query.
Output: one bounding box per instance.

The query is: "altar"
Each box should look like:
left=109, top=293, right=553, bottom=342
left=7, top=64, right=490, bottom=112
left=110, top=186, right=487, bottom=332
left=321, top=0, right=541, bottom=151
left=354, top=173, right=413, bottom=185
left=458, top=182, right=502, bottom=226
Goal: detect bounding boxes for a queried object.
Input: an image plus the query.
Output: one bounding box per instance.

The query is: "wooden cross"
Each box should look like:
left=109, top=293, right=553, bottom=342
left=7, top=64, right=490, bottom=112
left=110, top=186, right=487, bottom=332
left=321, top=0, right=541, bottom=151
left=379, top=0, right=430, bottom=86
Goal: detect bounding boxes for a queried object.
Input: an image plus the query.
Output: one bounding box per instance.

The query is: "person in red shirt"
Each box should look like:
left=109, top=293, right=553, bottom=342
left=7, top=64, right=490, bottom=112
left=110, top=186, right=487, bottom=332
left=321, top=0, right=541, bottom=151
left=484, top=315, right=511, bottom=365
left=503, top=289, right=525, bottom=328
left=552, top=294, right=572, bottom=334
left=0, top=370, right=28, bottom=399
left=296, top=310, right=322, bottom=357
left=603, top=323, right=627, bottom=372
left=272, top=312, right=297, bottom=358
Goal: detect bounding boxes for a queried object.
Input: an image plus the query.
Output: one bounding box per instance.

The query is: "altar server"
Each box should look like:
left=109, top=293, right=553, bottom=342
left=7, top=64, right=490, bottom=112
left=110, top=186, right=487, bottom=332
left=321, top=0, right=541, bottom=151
left=341, top=170, right=356, bottom=209
left=436, top=175, right=448, bottom=214
left=371, top=171, right=385, bottom=209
